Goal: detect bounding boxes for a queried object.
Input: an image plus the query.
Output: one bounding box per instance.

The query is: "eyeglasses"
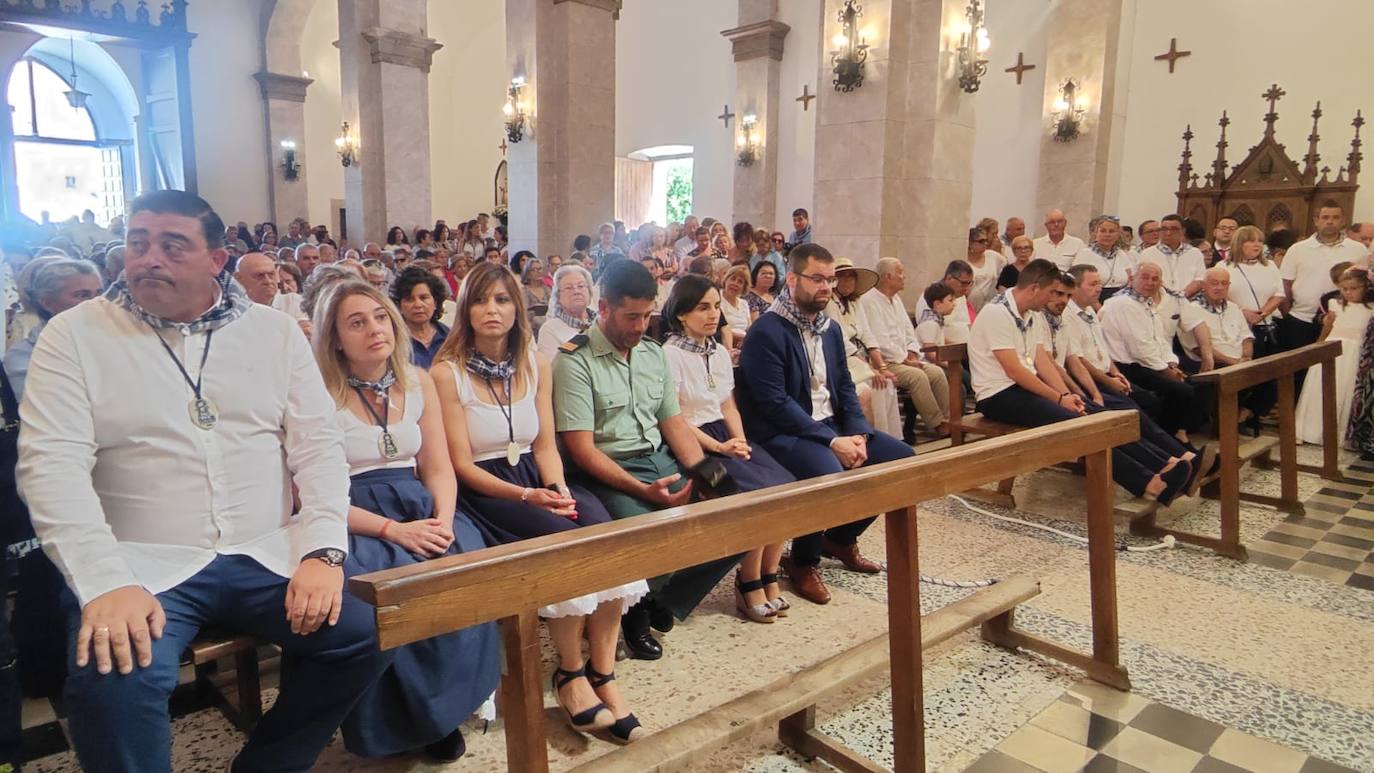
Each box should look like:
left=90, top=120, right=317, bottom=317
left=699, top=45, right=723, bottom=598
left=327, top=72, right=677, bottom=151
left=796, top=272, right=839, bottom=287
left=972, top=239, right=988, bottom=245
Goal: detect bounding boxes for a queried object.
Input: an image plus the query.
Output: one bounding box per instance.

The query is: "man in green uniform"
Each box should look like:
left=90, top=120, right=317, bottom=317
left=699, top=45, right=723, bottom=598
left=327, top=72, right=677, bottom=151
left=555, top=261, right=738, bottom=661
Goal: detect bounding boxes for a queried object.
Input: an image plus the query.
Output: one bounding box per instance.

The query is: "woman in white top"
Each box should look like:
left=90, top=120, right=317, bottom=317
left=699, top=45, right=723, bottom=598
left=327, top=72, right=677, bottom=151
left=965, top=226, right=1004, bottom=311
left=661, top=275, right=795, bottom=623
left=719, top=264, right=754, bottom=341
left=431, top=262, right=648, bottom=745
left=314, top=281, right=499, bottom=762
left=1222, top=225, right=1285, bottom=358
left=535, top=264, right=596, bottom=361
left=826, top=258, right=903, bottom=436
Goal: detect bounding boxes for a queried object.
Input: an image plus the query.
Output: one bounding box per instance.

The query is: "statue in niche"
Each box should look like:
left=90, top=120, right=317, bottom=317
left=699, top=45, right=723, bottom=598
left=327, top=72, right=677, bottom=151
left=493, top=161, right=508, bottom=226
left=110, top=0, right=127, bottom=21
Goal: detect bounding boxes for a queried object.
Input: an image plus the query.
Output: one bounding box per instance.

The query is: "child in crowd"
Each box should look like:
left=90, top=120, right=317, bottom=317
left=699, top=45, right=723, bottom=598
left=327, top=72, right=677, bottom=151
left=1297, top=267, right=1374, bottom=445
left=915, top=282, right=955, bottom=360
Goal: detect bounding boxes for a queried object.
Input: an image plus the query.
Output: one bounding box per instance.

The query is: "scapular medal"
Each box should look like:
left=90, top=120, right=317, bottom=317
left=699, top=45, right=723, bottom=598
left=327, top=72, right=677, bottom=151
left=189, top=397, right=218, bottom=430
left=379, top=430, right=401, bottom=460
left=506, top=441, right=521, bottom=467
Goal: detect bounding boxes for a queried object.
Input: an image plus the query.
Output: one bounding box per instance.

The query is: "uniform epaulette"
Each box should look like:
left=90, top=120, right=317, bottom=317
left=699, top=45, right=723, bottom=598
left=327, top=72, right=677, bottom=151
left=559, top=334, right=589, bottom=354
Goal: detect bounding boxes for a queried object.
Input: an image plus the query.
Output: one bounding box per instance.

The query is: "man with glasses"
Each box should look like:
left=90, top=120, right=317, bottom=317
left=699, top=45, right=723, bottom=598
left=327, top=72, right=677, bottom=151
left=1212, top=217, right=1239, bottom=265
left=859, top=258, right=950, bottom=437
left=1033, top=209, right=1086, bottom=271
left=913, top=260, right=975, bottom=344
left=736, top=244, right=914, bottom=606
left=1137, top=220, right=1161, bottom=251
left=1138, top=214, right=1206, bottom=297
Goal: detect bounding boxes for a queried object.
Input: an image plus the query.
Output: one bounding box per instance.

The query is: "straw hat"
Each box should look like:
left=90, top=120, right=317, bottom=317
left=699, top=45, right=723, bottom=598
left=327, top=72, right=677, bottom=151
left=833, top=257, right=879, bottom=297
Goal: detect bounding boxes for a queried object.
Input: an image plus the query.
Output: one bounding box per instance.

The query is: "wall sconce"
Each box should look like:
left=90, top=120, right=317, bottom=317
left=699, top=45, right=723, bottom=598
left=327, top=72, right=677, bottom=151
left=830, top=0, right=869, bottom=92
left=280, top=140, right=300, bottom=182
left=736, top=114, right=761, bottom=167
left=502, top=76, right=530, bottom=143
left=956, top=0, right=990, bottom=94
left=1051, top=79, right=1088, bottom=142
left=335, top=121, right=358, bottom=167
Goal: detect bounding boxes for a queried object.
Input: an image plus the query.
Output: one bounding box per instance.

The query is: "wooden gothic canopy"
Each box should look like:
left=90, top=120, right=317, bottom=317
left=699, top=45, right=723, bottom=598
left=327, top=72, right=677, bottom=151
left=1176, top=84, right=1363, bottom=238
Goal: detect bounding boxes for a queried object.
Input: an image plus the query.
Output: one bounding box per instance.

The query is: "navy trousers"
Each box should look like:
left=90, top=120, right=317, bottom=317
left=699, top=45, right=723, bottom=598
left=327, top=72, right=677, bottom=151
left=760, top=420, right=914, bottom=567
left=61, top=554, right=391, bottom=773
left=1116, top=362, right=1206, bottom=434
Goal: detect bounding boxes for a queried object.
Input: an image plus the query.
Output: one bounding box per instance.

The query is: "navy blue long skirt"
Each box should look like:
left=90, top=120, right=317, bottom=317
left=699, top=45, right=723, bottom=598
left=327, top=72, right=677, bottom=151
left=462, top=453, right=613, bottom=545
left=341, top=467, right=502, bottom=758
left=699, top=420, right=796, bottom=492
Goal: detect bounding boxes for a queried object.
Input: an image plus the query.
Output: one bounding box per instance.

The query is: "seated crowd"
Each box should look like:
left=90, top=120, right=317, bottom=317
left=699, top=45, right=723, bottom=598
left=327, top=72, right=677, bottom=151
left=0, top=192, right=1371, bottom=772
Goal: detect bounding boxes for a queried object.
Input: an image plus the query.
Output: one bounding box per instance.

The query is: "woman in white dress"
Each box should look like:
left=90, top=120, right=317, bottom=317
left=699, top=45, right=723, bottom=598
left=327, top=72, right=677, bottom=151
left=1295, top=268, right=1374, bottom=444
left=1222, top=225, right=1284, bottom=359
left=535, top=264, right=596, bottom=360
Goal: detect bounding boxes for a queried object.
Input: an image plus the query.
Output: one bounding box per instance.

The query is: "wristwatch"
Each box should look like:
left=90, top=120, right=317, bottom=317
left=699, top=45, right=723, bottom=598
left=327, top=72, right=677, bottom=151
left=302, top=547, right=346, bottom=567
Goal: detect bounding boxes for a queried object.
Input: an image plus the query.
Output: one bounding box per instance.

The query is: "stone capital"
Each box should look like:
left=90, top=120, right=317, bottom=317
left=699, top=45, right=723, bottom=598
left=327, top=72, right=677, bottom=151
left=720, top=19, right=790, bottom=61
left=253, top=71, right=314, bottom=103
left=553, top=0, right=623, bottom=14
left=360, top=27, right=444, bottom=73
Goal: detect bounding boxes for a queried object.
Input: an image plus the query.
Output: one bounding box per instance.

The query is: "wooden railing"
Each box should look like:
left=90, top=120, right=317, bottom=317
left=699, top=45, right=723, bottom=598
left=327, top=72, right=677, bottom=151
left=1143, top=339, right=1344, bottom=560
left=350, top=412, right=1139, bottom=773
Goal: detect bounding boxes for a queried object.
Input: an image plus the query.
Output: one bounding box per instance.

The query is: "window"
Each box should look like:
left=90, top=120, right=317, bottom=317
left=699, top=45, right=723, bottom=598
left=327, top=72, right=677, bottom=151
left=7, top=57, right=124, bottom=225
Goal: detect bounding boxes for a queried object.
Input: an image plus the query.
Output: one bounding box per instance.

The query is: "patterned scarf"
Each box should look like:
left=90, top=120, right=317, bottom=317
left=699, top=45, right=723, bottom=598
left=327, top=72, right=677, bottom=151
left=915, top=307, right=944, bottom=328
left=105, top=270, right=251, bottom=334
left=769, top=289, right=830, bottom=336
left=1088, top=243, right=1119, bottom=261
left=464, top=351, right=515, bottom=382
left=347, top=367, right=396, bottom=399
left=1120, top=286, right=1154, bottom=307
left=1153, top=242, right=1181, bottom=257
left=1043, top=310, right=1063, bottom=358
left=665, top=333, right=717, bottom=355
left=989, top=290, right=1033, bottom=333
left=1192, top=293, right=1228, bottom=314
left=554, top=306, right=595, bottom=332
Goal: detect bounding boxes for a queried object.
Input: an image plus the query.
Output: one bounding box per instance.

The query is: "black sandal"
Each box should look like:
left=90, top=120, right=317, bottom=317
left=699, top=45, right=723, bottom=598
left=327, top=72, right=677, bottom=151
left=551, top=664, right=613, bottom=732
left=585, top=665, right=647, bottom=745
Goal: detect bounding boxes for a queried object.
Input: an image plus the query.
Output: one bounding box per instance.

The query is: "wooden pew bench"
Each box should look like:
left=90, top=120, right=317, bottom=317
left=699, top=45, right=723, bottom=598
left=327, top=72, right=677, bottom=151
left=185, top=633, right=266, bottom=731
left=351, top=412, right=1139, bottom=773
left=925, top=343, right=1022, bottom=508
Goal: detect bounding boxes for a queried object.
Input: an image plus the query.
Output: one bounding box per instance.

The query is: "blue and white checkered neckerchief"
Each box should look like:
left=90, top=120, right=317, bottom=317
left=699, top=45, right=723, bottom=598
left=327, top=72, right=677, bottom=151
left=104, top=270, right=251, bottom=334
left=768, top=289, right=831, bottom=337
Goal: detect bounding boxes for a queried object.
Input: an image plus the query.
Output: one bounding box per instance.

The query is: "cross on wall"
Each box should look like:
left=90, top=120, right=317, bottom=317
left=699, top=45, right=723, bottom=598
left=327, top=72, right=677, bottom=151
left=1154, top=37, right=1192, bottom=74
left=1004, top=52, right=1036, bottom=85
left=717, top=104, right=735, bottom=128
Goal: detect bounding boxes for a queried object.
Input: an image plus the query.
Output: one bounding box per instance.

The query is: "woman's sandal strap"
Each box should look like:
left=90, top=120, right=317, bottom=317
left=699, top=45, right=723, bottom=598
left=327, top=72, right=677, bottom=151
left=584, top=666, right=615, bottom=688
left=608, top=713, right=642, bottom=741
left=553, top=666, right=585, bottom=689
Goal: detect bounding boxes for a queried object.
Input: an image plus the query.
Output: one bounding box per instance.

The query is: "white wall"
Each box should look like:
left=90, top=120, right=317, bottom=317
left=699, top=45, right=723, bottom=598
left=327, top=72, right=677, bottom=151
left=774, top=0, right=820, bottom=235
left=186, top=0, right=272, bottom=224
left=301, top=0, right=344, bottom=229
left=969, top=0, right=1051, bottom=229
left=616, top=0, right=737, bottom=223
left=1117, top=0, right=1374, bottom=228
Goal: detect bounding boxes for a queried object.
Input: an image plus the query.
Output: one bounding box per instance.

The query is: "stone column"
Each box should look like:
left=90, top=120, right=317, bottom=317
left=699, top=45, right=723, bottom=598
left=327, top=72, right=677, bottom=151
left=812, top=0, right=977, bottom=302
left=337, top=0, right=442, bottom=242
left=254, top=71, right=313, bottom=226
left=1034, top=0, right=1124, bottom=236
left=722, top=2, right=789, bottom=231
left=506, top=0, right=619, bottom=258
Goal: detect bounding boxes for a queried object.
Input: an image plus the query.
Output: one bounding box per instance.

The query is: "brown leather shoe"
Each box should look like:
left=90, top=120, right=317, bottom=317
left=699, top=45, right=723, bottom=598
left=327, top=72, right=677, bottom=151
left=783, top=561, right=831, bottom=605
left=821, top=539, right=882, bottom=574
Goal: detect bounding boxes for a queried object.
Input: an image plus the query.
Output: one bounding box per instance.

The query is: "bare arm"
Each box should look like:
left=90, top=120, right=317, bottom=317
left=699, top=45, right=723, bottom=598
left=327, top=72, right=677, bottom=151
left=414, top=370, right=457, bottom=525
left=660, top=413, right=706, bottom=468
left=993, top=348, right=1064, bottom=404
left=432, top=360, right=528, bottom=501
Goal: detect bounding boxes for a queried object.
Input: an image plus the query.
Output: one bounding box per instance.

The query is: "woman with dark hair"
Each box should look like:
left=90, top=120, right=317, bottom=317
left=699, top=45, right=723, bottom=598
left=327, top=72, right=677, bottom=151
left=730, top=222, right=755, bottom=265
left=432, top=263, right=648, bottom=743
left=391, top=266, right=450, bottom=368
left=510, top=249, right=535, bottom=276
left=415, top=228, right=435, bottom=251
left=277, top=261, right=304, bottom=295
left=661, top=274, right=794, bottom=621
left=461, top=221, right=485, bottom=258
left=386, top=226, right=410, bottom=246
left=314, top=281, right=499, bottom=762
left=744, top=260, right=778, bottom=316
left=433, top=224, right=453, bottom=251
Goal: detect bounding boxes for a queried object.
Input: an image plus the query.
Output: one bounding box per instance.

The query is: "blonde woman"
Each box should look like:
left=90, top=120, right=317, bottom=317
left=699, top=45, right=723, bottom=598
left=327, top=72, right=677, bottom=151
left=997, top=235, right=1035, bottom=290
left=313, top=281, right=499, bottom=762
left=1222, top=224, right=1284, bottom=358
left=432, top=263, right=649, bottom=744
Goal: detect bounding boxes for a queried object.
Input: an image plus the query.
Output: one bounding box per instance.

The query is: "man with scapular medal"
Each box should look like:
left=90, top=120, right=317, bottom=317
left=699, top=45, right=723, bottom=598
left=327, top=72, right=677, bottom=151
left=16, top=191, right=388, bottom=773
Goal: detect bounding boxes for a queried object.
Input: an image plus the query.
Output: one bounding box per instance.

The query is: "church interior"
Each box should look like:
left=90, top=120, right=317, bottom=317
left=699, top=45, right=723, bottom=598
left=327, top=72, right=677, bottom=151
left=0, top=0, right=1371, bottom=771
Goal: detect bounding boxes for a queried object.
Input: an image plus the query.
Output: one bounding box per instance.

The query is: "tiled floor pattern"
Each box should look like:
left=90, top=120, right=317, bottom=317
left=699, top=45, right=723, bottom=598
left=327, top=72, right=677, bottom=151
left=1248, top=461, right=1374, bottom=589
left=966, top=681, right=1358, bottom=773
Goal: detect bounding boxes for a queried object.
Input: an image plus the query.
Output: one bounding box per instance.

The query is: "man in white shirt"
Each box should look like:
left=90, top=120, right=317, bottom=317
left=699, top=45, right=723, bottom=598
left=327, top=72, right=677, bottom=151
left=1072, top=216, right=1136, bottom=302
left=17, top=191, right=388, bottom=773
left=674, top=215, right=700, bottom=261
left=1100, top=262, right=1206, bottom=443
left=1032, top=208, right=1086, bottom=271
left=295, top=242, right=321, bottom=280
left=1137, top=219, right=1161, bottom=251
left=1179, top=267, right=1275, bottom=427
left=1281, top=201, right=1371, bottom=350
left=858, top=258, right=950, bottom=436
left=1137, top=214, right=1207, bottom=296
left=234, top=250, right=306, bottom=322
left=912, top=260, right=974, bottom=344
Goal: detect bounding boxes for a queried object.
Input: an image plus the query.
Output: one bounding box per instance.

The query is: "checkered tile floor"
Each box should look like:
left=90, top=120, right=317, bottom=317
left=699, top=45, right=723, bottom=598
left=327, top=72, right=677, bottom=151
left=1247, top=462, right=1374, bottom=589
left=965, top=680, right=1357, bottom=773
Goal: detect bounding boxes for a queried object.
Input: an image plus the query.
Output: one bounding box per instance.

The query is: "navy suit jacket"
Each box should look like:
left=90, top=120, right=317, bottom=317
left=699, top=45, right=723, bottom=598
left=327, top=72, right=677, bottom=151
left=736, top=311, right=875, bottom=446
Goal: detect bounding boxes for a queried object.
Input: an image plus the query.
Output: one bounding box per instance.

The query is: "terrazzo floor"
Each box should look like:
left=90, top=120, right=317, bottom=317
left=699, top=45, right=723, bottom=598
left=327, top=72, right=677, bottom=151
left=18, top=440, right=1374, bottom=772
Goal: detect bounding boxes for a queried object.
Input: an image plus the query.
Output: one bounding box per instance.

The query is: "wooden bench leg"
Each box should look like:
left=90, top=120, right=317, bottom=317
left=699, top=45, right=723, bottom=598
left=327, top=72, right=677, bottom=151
left=499, top=611, right=549, bottom=773
left=778, top=706, right=885, bottom=773
left=234, top=647, right=262, bottom=731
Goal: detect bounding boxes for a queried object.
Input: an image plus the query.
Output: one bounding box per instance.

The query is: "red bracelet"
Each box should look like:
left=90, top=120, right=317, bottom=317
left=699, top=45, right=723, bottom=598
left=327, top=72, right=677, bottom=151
left=379, top=520, right=392, bottom=540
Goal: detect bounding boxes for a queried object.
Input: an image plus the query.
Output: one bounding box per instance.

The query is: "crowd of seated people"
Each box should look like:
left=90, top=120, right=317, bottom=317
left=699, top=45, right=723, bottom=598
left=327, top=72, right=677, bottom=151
left=0, top=189, right=1372, bottom=772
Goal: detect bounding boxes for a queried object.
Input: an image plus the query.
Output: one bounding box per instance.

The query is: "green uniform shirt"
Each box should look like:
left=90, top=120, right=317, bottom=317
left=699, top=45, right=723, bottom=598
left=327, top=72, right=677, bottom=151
left=553, top=323, right=680, bottom=460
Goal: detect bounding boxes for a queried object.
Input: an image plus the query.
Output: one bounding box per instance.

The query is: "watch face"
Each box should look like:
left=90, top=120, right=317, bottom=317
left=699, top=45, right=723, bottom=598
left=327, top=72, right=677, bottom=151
left=324, top=548, right=346, bottom=566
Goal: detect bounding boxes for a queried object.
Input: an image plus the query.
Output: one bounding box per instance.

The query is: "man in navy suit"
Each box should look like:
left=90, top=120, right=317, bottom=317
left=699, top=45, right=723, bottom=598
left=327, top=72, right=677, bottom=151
left=736, top=244, right=915, bottom=605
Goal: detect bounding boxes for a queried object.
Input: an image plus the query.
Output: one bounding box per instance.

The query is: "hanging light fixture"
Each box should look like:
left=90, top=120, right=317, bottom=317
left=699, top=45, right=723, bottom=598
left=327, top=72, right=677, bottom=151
left=956, top=0, right=991, bottom=94
left=830, top=0, right=869, bottom=92
left=1051, top=79, right=1088, bottom=142
left=335, top=121, right=358, bottom=167
left=63, top=35, right=91, bottom=109
left=502, top=75, right=530, bottom=143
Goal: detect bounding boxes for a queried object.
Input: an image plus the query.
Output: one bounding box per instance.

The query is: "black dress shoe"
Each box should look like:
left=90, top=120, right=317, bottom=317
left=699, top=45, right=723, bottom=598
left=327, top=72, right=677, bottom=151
left=621, top=603, right=663, bottom=660
left=423, top=727, right=466, bottom=761
left=646, top=598, right=675, bottom=633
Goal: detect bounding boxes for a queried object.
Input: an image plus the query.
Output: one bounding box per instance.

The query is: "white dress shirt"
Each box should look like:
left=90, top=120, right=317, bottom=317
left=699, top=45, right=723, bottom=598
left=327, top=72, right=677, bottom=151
left=1138, top=243, right=1206, bottom=294
left=913, top=294, right=972, bottom=344
left=803, top=327, right=833, bottom=422
left=1033, top=234, right=1086, bottom=271
left=1222, top=260, right=1284, bottom=323
left=1100, top=291, right=1178, bottom=370
left=969, top=291, right=1038, bottom=402
left=664, top=344, right=734, bottom=428
left=859, top=288, right=921, bottom=362
left=271, top=291, right=307, bottom=321
left=17, top=298, right=349, bottom=606
left=1178, top=299, right=1253, bottom=362
left=1280, top=235, right=1370, bottom=322
left=1063, top=299, right=1112, bottom=372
